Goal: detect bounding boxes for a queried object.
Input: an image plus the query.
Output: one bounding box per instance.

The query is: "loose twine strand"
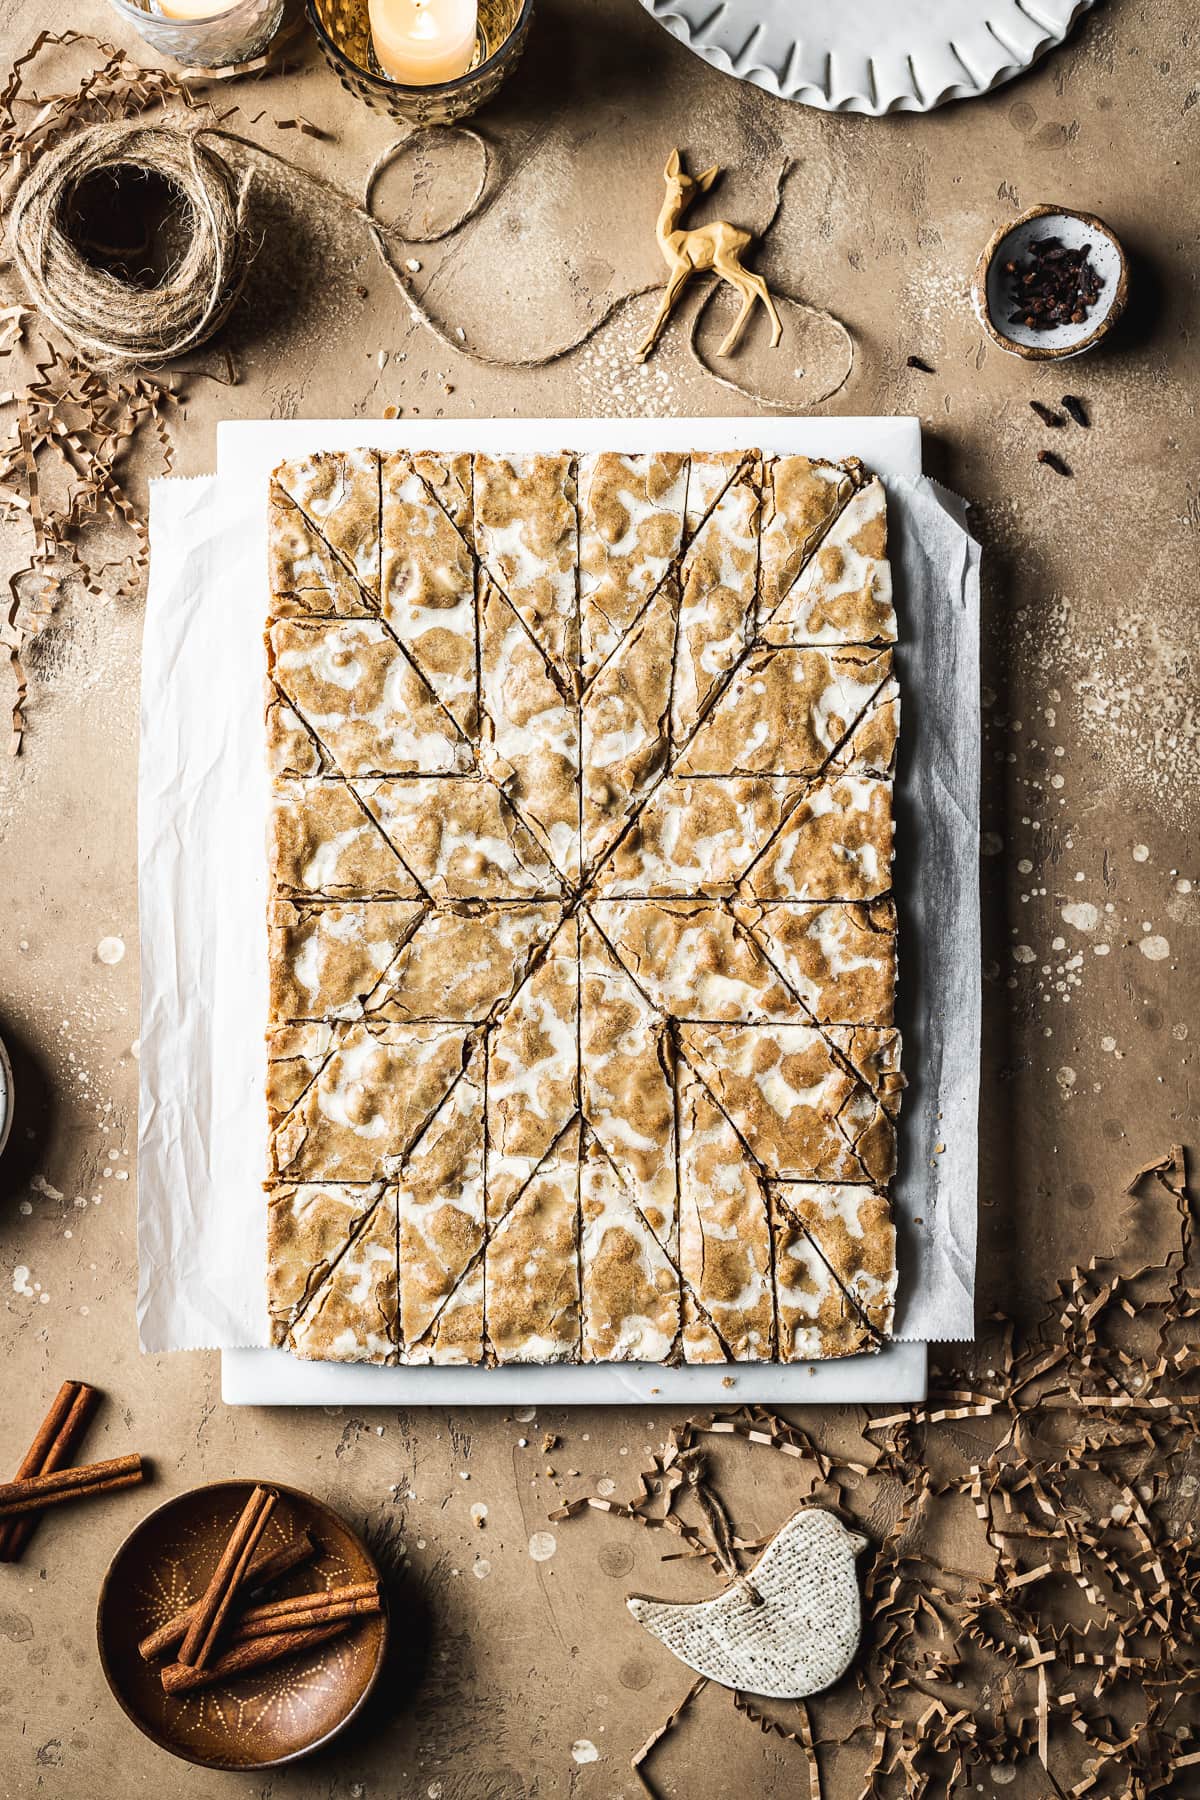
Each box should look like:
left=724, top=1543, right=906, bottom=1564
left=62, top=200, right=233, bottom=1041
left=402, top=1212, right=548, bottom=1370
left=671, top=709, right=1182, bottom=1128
left=8, top=104, right=853, bottom=404
left=8, top=119, right=251, bottom=372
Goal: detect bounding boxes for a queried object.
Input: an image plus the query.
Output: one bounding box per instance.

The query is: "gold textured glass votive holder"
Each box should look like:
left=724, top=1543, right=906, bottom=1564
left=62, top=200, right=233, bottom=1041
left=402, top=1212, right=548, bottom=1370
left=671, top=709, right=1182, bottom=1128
left=307, top=0, right=533, bottom=127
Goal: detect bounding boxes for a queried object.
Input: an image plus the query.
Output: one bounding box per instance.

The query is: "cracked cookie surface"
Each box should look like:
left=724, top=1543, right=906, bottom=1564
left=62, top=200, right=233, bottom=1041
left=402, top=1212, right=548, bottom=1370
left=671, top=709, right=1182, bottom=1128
left=265, top=447, right=901, bottom=1363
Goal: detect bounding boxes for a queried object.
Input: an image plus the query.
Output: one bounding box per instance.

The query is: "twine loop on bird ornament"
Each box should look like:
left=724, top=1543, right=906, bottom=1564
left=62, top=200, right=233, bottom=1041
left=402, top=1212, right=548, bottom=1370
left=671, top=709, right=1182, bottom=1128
left=8, top=119, right=253, bottom=372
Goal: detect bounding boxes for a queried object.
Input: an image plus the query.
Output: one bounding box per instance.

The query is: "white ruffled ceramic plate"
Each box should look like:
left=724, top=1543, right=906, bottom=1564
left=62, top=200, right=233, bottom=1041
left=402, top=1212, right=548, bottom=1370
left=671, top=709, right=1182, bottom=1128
left=638, top=0, right=1097, bottom=114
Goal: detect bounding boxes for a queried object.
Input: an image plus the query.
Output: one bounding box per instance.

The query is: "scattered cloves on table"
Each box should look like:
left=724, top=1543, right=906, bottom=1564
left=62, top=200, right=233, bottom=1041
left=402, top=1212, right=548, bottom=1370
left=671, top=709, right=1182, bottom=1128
left=1061, top=393, right=1090, bottom=426
left=1037, top=449, right=1073, bottom=477
left=906, top=355, right=935, bottom=373
left=1029, top=399, right=1065, bottom=427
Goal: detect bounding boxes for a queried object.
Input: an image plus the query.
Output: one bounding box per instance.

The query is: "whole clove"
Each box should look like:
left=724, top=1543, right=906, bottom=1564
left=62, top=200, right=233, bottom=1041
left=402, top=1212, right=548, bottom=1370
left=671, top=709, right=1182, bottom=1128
left=1007, top=236, right=1103, bottom=330
left=1061, top=393, right=1090, bottom=427
left=906, top=355, right=935, bottom=373
left=1037, top=449, right=1072, bottom=477
left=1029, top=399, right=1065, bottom=427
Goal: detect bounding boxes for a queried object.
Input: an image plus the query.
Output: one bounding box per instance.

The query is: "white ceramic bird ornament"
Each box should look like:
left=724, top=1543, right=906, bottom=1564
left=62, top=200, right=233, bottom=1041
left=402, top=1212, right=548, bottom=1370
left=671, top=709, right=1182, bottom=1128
left=626, top=1507, right=868, bottom=1699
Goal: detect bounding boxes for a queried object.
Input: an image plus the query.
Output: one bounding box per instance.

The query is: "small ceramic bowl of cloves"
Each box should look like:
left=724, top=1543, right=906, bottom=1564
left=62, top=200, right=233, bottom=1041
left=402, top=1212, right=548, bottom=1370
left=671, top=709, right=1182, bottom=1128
left=972, top=203, right=1127, bottom=361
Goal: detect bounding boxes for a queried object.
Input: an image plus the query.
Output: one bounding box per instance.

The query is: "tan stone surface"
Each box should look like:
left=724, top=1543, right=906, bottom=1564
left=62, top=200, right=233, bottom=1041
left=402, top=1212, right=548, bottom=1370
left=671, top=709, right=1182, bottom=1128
left=0, top=0, right=1196, bottom=1792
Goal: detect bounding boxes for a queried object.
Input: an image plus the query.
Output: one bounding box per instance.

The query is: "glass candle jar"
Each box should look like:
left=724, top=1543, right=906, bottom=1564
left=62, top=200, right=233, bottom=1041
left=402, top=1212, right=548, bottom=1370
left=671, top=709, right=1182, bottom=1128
left=307, top=0, right=533, bottom=128
left=105, top=0, right=287, bottom=67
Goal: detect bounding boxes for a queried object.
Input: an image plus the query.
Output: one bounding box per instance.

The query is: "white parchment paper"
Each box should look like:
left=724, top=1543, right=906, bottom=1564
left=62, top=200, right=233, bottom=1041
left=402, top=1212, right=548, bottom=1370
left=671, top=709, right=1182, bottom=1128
left=137, top=419, right=978, bottom=1389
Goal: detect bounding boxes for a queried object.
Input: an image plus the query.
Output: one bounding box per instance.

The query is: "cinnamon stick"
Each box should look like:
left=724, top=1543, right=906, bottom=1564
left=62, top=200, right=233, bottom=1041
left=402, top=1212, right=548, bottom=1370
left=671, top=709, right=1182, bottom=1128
left=232, top=1577, right=379, bottom=1627
left=0, top=1379, right=98, bottom=1560
left=138, top=1530, right=317, bottom=1662
left=161, top=1618, right=354, bottom=1695
left=232, top=1587, right=382, bottom=1642
left=177, top=1484, right=276, bottom=1669
left=0, top=1452, right=142, bottom=1518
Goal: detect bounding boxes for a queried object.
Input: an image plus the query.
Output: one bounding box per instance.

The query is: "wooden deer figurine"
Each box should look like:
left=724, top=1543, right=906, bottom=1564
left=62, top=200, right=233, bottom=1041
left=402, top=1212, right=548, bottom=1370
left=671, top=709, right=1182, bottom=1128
left=634, top=149, right=784, bottom=364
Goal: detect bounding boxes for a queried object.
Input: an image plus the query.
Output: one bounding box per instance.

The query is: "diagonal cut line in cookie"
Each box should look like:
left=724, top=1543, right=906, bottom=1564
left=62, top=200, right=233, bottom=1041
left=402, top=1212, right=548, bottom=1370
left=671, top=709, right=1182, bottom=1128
left=728, top=775, right=832, bottom=891
left=410, top=1112, right=583, bottom=1360
left=266, top=677, right=334, bottom=775
left=577, top=450, right=753, bottom=705
left=477, top=562, right=579, bottom=709
left=366, top=609, right=480, bottom=764
left=352, top=901, right=432, bottom=1016
left=366, top=900, right=572, bottom=1027
left=582, top=643, right=894, bottom=897
left=754, top=458, right=867, bottom=636
left=673, top=1032, right=771, bottom=1182
left=275, top=462, right=383, bottom=612
left=405, top=452, right=476, bottom=559
left=478, top=582, right=580, bottom=882
left=579, top=1120, right=687, bottom=1366
left=578, top=553, right=679, bottom=704
left=588, top=1120, right=737, bottom=1366
left=275, top=1187, right=392, bottom=1344
left=269, top=1022, right=479, bottom=1172
left=770, top=1183, right=885, bottom=1348
left=681, top=448, right=760, bottom=553
left=664, top=633, right=895, bottom=782
left=340, top=776, right=436, bottom=901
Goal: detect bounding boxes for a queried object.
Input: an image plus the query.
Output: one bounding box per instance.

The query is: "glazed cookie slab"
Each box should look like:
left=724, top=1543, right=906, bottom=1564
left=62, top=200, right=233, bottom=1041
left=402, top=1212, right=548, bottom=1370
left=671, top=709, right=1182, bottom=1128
left=264, top=447, right=901, bottom=1365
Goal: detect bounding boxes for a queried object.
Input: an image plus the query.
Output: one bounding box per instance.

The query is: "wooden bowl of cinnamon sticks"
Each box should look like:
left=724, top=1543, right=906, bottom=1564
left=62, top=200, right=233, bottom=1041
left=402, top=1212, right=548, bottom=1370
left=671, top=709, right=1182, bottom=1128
left=96, top=1480, right=388, bottom=1768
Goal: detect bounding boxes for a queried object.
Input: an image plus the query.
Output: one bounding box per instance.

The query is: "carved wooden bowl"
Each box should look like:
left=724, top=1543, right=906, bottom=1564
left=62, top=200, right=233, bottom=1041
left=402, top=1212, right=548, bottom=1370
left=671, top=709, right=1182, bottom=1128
left=97, top=1480, right=388, bottom=1769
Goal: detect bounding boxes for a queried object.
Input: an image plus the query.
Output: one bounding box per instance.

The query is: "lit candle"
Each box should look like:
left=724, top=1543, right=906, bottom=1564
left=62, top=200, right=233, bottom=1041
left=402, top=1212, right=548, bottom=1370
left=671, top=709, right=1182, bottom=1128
left=157, top=0, right=240, bottom=17
left=369, top=0, right=478, bottom=85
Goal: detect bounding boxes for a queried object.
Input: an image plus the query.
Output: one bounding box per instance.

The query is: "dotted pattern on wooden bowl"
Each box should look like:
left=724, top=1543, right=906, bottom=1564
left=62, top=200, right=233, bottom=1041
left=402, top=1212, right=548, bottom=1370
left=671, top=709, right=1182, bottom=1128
left=97, top=1481, right=387, bottom=1770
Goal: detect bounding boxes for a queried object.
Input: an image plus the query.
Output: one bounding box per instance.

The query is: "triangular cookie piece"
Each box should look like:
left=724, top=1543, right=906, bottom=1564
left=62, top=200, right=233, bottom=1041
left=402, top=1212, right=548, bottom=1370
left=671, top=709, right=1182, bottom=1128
left=683, top=449, right=751, bottom=542
left=590, top=899, right=801, bottom=1022
left=486, top=915, right=579, bottom=1220
left=579, top=450, right=687, bottom=679
left=676, top=646, right=894, bottom=779
left=473, top=453, right=578, bottom=687
left=285, top=1190, right=399, bottom=1364
left=410, top=449, right=473, bottom=536
left=379, top=452, right=477, bottom=737
left=480, top=579, right=580, bottom=882
left=774, top=1182, right=896, bottom=1338
left=594, top=776, right=792, bottom=899
left=268, top=618, right=470, bottom=777
left=273, top=450, right=381, bottom=598
left=580, top=1135, right=679, bottom=1363
left=579, top=916, right=676, bottom=1244
left=672, top=458, right=761, bottom=743
left=269, top=779, right=421, bottom=900
left=358, top=777, right=564, bottom=900
left=486, top=1121, right=582, bottom=1364
left=770, top=1189, right=875, bottom=1360
left=678, top=1022, right=874, bottom=1183
left=677, top=1065, right=773, bottom=1361
left=758, top=454, right=857, bottom=617
left=265, top=685, right=329, bottom=778
left=762, top=477, right=894, bottom=646
left=368, top=902, right=563, bottom=1023
left=267, top=1020, right=472, bottom=1181
left=824, top=1027, right=903, bottom=1185
left=397, top=1044, right=486, bottom=1363
left=581, top=576, right=676, bottom=874
left=741, top=776, right=893, bottom=903
left=268, top=898, right=424, bottom=1024
left=734, top=900, right=897, bottom=1026
left=268, top=484, right=374, bottom=615
left=267, top=1181, right=386, bottom=1345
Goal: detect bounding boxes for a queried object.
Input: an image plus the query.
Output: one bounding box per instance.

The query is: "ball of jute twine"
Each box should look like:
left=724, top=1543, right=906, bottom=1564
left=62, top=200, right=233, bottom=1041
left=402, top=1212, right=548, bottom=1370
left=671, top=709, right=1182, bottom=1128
left=8, top=119, right=252, bottom=372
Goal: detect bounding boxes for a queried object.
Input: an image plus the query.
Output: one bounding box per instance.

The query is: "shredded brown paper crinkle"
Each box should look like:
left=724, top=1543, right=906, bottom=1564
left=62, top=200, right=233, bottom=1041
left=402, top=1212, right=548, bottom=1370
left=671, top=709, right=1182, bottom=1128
left=553, top=1147, right=1199, bottom=1799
